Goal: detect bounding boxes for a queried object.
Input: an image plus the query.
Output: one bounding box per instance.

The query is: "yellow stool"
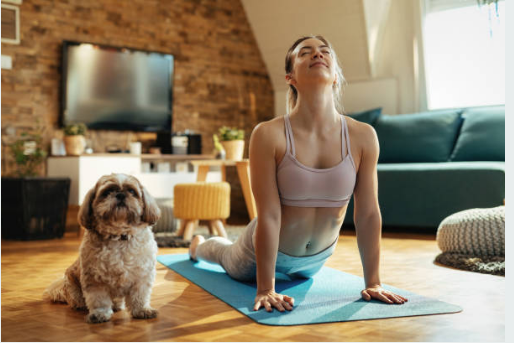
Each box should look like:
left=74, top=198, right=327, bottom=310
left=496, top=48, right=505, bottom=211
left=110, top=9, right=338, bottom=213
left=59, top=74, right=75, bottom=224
left=173, top=182, right=230, bottom=241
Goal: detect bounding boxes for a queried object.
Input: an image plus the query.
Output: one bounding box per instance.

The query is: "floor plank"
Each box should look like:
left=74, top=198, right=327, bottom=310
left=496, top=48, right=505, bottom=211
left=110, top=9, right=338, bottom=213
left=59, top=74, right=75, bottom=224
left=1, top=228, right=504, bottom=342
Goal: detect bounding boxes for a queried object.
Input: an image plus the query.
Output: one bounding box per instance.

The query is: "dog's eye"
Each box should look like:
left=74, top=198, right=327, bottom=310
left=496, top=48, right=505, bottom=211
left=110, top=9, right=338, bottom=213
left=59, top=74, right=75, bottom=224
left=102, top=189, right=115, bottom=197
left=128, top=189, right=137, bottom=196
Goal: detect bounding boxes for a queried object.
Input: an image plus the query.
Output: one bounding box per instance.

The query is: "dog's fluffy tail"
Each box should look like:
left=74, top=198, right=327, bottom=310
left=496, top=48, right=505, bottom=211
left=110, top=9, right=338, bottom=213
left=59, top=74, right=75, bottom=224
left=43, top=276, right=67, bottom=303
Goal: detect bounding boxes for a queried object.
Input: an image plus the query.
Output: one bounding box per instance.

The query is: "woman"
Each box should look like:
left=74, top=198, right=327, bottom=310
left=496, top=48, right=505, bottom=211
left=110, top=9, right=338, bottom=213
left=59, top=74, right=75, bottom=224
left=190, top=35, right=408, bottom=312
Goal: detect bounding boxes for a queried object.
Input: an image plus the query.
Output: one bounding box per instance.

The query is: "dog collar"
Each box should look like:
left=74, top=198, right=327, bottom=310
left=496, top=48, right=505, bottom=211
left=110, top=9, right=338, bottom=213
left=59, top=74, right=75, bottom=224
left=107, top=233, right=130, bottom=241
left=90, top=229, right=130, bottom=241
left=110, top=234, right=129, bottom=241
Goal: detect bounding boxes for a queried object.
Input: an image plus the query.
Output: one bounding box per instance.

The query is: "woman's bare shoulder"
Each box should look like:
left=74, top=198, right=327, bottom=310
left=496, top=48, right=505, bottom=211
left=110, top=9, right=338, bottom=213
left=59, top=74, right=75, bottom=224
left=345, top=115, right=378, bottom=141
left=251, top=116, right=286, bottom=143
left=250, top=116, right=287, bottom=163
left=345, top=115, right=379, bottom=154
left=254, top=115, right=285, bottom=131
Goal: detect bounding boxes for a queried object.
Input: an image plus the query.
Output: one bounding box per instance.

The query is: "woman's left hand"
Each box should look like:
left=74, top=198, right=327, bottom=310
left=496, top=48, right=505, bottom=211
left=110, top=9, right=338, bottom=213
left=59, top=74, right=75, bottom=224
left=361, top=285, right=408, bottom=304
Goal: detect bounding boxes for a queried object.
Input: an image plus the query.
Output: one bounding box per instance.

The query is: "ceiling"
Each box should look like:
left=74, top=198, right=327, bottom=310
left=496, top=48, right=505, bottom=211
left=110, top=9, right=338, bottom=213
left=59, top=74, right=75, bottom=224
left=240, top=0, right=393, bottom=92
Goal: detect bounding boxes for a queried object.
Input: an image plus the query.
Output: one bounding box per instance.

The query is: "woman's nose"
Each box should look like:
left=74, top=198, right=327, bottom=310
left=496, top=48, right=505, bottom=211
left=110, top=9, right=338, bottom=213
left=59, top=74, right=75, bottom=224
left=313, top=50, right=324, bottom=59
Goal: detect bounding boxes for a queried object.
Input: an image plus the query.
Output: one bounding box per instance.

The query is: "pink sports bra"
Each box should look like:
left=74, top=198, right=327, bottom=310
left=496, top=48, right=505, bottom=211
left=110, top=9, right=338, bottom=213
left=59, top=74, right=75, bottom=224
left=277, top=113, right=357, bottom=207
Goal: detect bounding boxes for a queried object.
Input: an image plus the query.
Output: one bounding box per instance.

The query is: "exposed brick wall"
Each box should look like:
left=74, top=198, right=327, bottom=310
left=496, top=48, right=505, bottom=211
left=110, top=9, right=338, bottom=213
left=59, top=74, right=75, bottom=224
left=1, top=0, right=275, bottom=222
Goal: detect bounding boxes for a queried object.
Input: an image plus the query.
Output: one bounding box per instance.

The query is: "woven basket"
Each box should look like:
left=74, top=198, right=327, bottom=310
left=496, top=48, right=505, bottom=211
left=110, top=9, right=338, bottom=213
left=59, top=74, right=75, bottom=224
left=220, top=140, right=244, bottom=161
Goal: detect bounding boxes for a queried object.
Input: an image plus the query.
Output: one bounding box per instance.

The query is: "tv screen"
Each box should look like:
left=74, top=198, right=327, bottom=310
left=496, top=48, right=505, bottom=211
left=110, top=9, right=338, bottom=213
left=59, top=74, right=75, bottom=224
left=61, top=41, right=173, bottom=132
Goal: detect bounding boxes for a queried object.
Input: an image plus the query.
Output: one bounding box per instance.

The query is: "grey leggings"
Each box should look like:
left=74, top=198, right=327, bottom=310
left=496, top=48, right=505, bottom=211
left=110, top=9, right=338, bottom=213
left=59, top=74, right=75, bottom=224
left=195, top=217, right=338, bottom=282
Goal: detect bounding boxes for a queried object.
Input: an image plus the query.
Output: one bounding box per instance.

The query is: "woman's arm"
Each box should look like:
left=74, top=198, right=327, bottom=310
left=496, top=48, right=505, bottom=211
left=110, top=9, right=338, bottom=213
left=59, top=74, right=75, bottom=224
left=352, top=123, right=408, bottom=304
left=249, top=122, right=294, bottom=312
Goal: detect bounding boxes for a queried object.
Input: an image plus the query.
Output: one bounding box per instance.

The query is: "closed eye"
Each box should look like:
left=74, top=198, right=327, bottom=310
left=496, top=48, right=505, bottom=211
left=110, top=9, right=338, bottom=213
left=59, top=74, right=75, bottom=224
left=301, top=50, right=330, bottom=56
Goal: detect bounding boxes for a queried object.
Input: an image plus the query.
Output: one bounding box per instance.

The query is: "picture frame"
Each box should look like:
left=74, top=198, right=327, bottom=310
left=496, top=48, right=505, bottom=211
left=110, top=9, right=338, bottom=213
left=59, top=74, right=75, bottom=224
left=1, top=3, right=20, bottom=44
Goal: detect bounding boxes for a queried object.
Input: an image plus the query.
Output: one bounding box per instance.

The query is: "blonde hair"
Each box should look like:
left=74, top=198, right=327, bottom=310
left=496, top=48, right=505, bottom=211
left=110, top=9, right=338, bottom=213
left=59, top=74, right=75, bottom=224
left=285, top=35, right=347, bottom=114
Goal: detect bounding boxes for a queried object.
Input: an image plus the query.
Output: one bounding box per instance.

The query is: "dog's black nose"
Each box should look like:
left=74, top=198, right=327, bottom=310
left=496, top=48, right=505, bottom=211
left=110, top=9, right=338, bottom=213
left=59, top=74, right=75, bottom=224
left=116, top=192, right=126, bottom=201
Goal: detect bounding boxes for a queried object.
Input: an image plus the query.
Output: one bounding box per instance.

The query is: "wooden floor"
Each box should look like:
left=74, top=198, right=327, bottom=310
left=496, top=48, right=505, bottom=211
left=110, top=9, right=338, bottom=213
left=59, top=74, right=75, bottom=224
left=1, top=228, right=505, bottom=342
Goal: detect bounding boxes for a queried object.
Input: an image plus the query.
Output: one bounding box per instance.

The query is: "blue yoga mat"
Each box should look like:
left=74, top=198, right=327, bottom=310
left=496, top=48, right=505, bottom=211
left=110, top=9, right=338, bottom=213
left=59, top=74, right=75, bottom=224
left=158, top=254, right=462, bottom=326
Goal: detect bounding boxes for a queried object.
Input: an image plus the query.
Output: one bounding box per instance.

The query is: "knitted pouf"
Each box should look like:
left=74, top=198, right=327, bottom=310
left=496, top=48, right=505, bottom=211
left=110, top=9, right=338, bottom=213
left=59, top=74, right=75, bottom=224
left=436, top=206, right=505, bottom=256
left=173, top=182, right=231, bottom=241
left=173, top=182, right=231, bottom=220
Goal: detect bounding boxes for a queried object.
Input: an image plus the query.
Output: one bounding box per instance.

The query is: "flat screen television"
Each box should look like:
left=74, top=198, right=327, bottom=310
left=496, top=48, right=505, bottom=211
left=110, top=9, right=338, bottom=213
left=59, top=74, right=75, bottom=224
left=61, top=41, right=174, bottom=132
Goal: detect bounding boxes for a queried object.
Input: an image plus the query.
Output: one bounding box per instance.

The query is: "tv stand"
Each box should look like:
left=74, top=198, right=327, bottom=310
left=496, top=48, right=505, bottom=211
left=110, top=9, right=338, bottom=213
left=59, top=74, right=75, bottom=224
left=47, top=154, right=220, bottom=205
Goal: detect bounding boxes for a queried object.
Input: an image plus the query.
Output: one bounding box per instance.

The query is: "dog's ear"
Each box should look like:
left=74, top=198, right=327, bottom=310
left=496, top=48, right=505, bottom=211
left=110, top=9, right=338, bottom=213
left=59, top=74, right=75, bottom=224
left=78, top=186, right=96, bottom=230
left=139, top=182, right=161, bottom=225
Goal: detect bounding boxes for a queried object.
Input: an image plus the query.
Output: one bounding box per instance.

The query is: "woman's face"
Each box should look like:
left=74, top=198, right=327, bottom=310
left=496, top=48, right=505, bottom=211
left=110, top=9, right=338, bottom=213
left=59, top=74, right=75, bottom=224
left=288, top=38, right=337, bottom=89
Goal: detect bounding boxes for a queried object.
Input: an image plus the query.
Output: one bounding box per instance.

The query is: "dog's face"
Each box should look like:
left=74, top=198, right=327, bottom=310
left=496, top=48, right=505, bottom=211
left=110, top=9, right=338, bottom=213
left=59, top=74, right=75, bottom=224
left=78, top=173, right=160, bottom=234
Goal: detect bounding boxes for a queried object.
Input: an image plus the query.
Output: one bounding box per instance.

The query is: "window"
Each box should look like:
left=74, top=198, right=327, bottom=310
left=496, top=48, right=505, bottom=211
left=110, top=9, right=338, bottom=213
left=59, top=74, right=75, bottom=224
left=423, top=0, right=505, bottom=109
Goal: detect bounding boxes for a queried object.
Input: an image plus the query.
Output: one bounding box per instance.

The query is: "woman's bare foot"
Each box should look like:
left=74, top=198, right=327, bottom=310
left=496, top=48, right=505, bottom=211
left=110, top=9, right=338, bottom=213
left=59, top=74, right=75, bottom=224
left=189, top=235, right=205, bottom=261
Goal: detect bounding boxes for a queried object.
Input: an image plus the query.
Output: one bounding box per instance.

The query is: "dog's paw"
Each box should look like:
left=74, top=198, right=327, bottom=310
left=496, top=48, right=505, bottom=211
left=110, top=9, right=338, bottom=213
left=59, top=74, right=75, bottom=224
left=132, top=307, right=158, bottom=319
left=86, top=310, right=112, bottom=324
left=71, top=304, right=88, bottom=312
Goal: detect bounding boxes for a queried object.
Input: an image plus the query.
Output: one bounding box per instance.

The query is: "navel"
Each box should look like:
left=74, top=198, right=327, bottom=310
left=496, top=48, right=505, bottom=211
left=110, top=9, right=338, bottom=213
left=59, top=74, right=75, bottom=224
left=306, top=241, right=311, bottom=250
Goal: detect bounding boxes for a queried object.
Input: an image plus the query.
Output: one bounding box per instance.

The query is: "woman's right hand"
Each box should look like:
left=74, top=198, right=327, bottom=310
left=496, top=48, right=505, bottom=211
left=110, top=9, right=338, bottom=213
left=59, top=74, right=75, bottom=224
left=253, top=290, right=294, bottom=312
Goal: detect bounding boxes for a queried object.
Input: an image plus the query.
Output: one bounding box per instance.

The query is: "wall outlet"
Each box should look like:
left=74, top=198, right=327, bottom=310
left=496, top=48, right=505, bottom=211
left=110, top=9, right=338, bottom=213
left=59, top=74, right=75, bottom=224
left=1, top=55, right=12, bottom=69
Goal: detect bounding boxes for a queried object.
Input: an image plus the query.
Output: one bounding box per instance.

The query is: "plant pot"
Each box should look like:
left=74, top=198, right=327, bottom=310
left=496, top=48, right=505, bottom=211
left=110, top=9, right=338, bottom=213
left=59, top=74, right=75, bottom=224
left=1, top=177, right=71, bottom=240
left=220, top=140, right=245, bottom=161
left=64, top=135, right=86, bottom=156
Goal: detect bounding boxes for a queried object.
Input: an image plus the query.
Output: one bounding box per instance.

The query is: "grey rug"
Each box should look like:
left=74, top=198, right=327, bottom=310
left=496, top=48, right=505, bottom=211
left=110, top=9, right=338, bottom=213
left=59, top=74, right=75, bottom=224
left=435, top=252, right=505, bottom=276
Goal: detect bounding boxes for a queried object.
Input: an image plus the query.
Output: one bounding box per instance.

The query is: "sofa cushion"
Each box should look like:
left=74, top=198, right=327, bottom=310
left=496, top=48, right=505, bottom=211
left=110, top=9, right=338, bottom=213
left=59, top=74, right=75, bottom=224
left=343, top=161, right=505, bottom=228
left=450, top=106, right=505, bottom=161
left=375, top=109, right=463, bottom=163
left=347, top=107, right=382, bottom=126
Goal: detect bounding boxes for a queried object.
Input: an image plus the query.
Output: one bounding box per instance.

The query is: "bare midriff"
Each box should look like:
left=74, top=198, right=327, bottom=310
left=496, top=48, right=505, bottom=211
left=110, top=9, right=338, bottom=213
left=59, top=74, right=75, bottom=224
left=278, top=204, right=348, bottom=257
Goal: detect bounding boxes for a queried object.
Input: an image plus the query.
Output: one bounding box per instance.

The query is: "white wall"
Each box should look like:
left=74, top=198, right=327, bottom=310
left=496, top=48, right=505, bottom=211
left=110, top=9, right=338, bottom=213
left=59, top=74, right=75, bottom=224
left=373, top=0, right=428, bottom=114
left=275, top=77, right=398, bottom=116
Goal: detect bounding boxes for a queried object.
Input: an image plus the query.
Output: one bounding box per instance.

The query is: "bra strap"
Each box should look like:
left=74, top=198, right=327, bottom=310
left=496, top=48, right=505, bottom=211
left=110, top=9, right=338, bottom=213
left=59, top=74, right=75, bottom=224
left=342, top=115, right=356, bottom=170
left=284, top=114, right=296, bottom=157
left=342, top=115, right=352, bottom=158
left=340, top=115, right=346, bottom=159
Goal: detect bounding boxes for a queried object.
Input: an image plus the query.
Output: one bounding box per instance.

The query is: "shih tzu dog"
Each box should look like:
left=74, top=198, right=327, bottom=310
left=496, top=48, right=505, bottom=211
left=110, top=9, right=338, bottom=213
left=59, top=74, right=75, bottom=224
left=43, top=173, right=161, bottom=323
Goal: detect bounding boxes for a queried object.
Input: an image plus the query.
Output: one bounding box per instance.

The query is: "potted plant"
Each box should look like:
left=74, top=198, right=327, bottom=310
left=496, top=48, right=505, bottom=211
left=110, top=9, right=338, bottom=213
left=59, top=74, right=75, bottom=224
left=1, top=127, right=71, bottom=240
left=216, top=126, right=245, bottom=161
left=9, top=131, right=47, bottom=177
left=63, top=123, right=87, bottom=156
left=212, top=134, right=226, bottom=159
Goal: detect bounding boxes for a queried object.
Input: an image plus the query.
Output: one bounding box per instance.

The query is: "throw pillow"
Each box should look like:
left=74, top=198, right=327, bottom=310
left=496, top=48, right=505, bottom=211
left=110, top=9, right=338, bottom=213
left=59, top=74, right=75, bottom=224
left=347, top=107, right=382, bottom=126
left=375, top=109, right=463, bottom=163
left=450, top=106, right=505, bottom=161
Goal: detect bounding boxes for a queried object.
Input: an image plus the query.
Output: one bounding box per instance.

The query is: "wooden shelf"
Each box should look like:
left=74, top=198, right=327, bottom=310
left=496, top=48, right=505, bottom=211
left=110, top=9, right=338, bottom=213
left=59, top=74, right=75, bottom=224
left=49, top=153, right=216, bottom=160
left=189, top=159, right=249, bottom=167
left=141, top=154, right=215, bottom=161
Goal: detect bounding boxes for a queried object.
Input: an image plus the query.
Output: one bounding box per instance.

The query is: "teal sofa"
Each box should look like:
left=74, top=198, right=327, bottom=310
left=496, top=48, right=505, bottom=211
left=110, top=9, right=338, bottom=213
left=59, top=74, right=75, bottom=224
left=343, top=105, right=505, bottom=229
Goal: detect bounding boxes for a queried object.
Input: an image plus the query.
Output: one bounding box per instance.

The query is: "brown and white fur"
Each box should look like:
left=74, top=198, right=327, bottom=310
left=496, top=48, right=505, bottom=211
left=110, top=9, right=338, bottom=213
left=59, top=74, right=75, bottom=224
left=43, top=173, right=161, bottom=323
